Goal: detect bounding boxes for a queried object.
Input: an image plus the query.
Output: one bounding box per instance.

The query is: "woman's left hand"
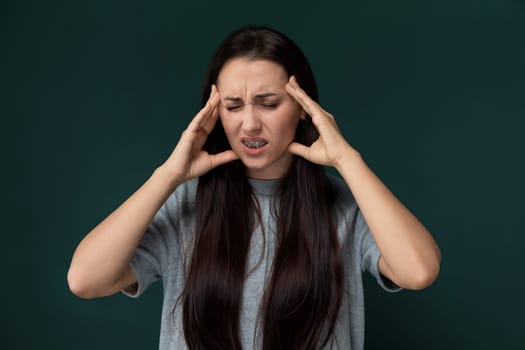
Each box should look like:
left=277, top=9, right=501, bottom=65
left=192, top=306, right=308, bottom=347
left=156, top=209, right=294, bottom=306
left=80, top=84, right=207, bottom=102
left=285, top=76, right=356, bottom=168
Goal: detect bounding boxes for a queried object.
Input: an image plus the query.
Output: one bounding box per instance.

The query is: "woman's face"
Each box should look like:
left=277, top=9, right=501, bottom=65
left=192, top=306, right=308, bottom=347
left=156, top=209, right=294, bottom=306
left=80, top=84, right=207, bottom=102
left=216, top=57, right=302, bottom=180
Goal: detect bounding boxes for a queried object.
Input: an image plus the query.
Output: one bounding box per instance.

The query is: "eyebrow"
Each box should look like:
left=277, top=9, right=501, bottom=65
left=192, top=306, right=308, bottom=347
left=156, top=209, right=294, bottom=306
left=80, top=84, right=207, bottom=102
left=254, top=93, right=279, bottom=99
left=223, top=93, right=279, bottom=103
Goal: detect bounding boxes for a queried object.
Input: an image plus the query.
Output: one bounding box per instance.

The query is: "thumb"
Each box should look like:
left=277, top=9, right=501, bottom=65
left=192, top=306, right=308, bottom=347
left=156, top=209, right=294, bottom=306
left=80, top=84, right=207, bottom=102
left=288, top=142, right=310, bottom=160
left=209, top=150, right=239, bottom=169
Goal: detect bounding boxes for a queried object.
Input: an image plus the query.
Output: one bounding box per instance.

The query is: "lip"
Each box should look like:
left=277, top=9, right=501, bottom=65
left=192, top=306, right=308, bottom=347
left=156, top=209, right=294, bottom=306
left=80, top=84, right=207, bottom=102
left=240, top=137, right=268, bottom=155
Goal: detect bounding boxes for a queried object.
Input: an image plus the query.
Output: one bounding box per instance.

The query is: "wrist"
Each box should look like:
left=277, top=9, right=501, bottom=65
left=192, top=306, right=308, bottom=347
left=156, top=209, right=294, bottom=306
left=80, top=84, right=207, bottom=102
left=152, top=165, right=183, bottom=192
left=334, top=145, right=362, bottom=172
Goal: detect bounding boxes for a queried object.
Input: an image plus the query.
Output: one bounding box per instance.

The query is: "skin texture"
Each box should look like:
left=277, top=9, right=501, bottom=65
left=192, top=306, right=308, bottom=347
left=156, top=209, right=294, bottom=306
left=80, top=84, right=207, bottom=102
left=217, top=58, right=303, bottom=180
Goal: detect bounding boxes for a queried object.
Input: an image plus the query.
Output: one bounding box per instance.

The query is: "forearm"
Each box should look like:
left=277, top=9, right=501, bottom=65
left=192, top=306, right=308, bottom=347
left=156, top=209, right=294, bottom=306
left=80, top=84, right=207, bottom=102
left=335, top=146, right=441, bottom=289
left=67, top=166, right=180, bottom=297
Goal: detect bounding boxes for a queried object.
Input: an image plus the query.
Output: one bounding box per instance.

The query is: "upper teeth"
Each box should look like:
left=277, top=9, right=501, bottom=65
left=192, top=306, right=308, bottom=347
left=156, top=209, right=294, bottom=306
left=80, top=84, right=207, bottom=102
left=243, top=140, right=267, bottom=148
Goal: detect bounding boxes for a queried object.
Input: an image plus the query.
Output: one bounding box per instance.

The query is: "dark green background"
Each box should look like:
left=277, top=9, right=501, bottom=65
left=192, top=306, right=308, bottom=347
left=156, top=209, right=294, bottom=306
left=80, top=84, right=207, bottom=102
left=2, top=0, right=524, bottom=348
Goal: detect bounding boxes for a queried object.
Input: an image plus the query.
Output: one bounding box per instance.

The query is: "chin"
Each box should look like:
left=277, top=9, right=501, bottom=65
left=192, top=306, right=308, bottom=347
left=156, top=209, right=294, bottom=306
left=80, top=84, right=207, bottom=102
left=241, top=160, right=268, bottom=172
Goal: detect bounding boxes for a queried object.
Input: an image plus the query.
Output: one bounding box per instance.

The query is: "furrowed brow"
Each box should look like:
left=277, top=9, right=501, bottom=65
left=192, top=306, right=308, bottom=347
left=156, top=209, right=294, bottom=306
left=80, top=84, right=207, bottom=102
left=224, top=97, right=243, bottom=103
left=254, top=93, right=278, bottom=100
left=224, top=93, right=279, bottom=104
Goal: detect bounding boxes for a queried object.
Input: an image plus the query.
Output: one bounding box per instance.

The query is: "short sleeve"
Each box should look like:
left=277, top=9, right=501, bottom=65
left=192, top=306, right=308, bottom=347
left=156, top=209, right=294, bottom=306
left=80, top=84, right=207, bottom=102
left=121, top=201, right=174, bottom=298
left=357, top=210, right=402, bottom=293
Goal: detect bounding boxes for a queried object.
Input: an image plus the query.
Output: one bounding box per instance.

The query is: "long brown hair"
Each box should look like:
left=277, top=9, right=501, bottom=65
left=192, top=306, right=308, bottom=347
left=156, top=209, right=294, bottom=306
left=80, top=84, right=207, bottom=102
left=181, top=26, right=343, bottom=349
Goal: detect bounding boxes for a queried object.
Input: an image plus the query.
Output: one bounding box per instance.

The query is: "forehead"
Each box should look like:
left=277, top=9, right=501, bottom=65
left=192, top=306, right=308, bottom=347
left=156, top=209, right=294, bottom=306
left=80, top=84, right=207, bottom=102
left=217, top=58, right=288, bottom=95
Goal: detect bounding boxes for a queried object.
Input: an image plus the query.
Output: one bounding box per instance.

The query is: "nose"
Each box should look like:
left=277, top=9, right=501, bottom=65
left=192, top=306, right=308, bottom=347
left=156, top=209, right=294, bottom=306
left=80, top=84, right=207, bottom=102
left=241, top=104, right=262, bottom=135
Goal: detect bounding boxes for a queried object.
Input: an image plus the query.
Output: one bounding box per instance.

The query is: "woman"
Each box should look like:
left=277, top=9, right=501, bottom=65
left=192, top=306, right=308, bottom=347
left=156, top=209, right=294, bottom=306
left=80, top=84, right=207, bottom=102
left=67, top=26, right=441, bottom=349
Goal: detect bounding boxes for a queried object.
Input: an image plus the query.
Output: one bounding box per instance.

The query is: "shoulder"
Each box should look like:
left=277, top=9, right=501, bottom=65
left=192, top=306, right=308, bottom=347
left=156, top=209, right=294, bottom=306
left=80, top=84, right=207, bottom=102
left=168, top=178, right=198, bottom=203
left=148, top=179, right=198, bottom=253
left=326, top=173, right=357, bottom=211
left=161, top=178, right=198, bottom=218
left=325, top=173, right=361, bottom=239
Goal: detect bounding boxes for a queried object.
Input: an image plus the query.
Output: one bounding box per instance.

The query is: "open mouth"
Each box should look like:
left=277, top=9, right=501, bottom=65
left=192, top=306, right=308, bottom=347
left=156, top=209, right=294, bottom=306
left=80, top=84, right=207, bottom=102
left=242, top=140, right=268, bottom=149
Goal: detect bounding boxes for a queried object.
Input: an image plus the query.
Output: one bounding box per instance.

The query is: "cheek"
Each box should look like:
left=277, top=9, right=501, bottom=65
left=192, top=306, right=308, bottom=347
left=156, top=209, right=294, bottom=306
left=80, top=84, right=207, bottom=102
left=274, top=110, right=300, bottom=138
left=219, top=115, right=238, bottom=145
left=219, top=114, right=233, bottom=133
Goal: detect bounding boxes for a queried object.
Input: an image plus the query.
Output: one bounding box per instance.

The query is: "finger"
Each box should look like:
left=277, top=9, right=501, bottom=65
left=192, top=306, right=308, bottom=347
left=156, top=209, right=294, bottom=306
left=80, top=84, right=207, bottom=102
left=287, top=142, right=310, bottom=160
left=202, top=103, right=220, bottom=134
left=286, top=78, right=337, bottom=131
left=201, top=87, right=222, bottom=134
left=187, top=86, right=220, bottom=132
left=285, top=77, right=325, bottom=118
left=286, top=76, right=324, bottom=115
left=188, top=100, right=216, bottom=133
left=209, top=149, right=239, bottom=169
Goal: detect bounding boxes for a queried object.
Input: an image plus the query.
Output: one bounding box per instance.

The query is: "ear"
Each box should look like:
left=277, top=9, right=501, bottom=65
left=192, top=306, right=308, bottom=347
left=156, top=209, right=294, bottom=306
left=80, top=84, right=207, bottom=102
left=300, top=109, right=306, bottom=120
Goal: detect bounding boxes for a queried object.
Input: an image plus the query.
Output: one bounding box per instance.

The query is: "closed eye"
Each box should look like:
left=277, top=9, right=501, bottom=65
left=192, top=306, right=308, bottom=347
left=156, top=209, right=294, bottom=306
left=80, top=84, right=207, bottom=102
left=225, top=103, right=279, bottom=111
left=226, top=105, right=242, bottom=111
left=259, top=103, right=279, bottom=110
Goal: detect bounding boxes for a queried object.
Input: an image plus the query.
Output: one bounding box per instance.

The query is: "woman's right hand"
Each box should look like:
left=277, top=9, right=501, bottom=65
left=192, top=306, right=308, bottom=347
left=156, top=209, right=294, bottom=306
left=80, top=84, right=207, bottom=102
left=68, top=85, right=237, bottom=299
left=160, top=85, right=239, bottom=187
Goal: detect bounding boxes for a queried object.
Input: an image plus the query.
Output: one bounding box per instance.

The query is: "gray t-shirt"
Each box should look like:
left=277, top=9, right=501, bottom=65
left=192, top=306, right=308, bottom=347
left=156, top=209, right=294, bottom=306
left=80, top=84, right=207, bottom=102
left=122, top=175, right=400, bottom=349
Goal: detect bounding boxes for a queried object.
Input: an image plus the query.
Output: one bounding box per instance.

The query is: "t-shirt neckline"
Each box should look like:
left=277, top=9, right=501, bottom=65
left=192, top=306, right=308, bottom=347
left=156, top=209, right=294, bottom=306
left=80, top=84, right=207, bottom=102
left=248, top=178, right=281, bottom=196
